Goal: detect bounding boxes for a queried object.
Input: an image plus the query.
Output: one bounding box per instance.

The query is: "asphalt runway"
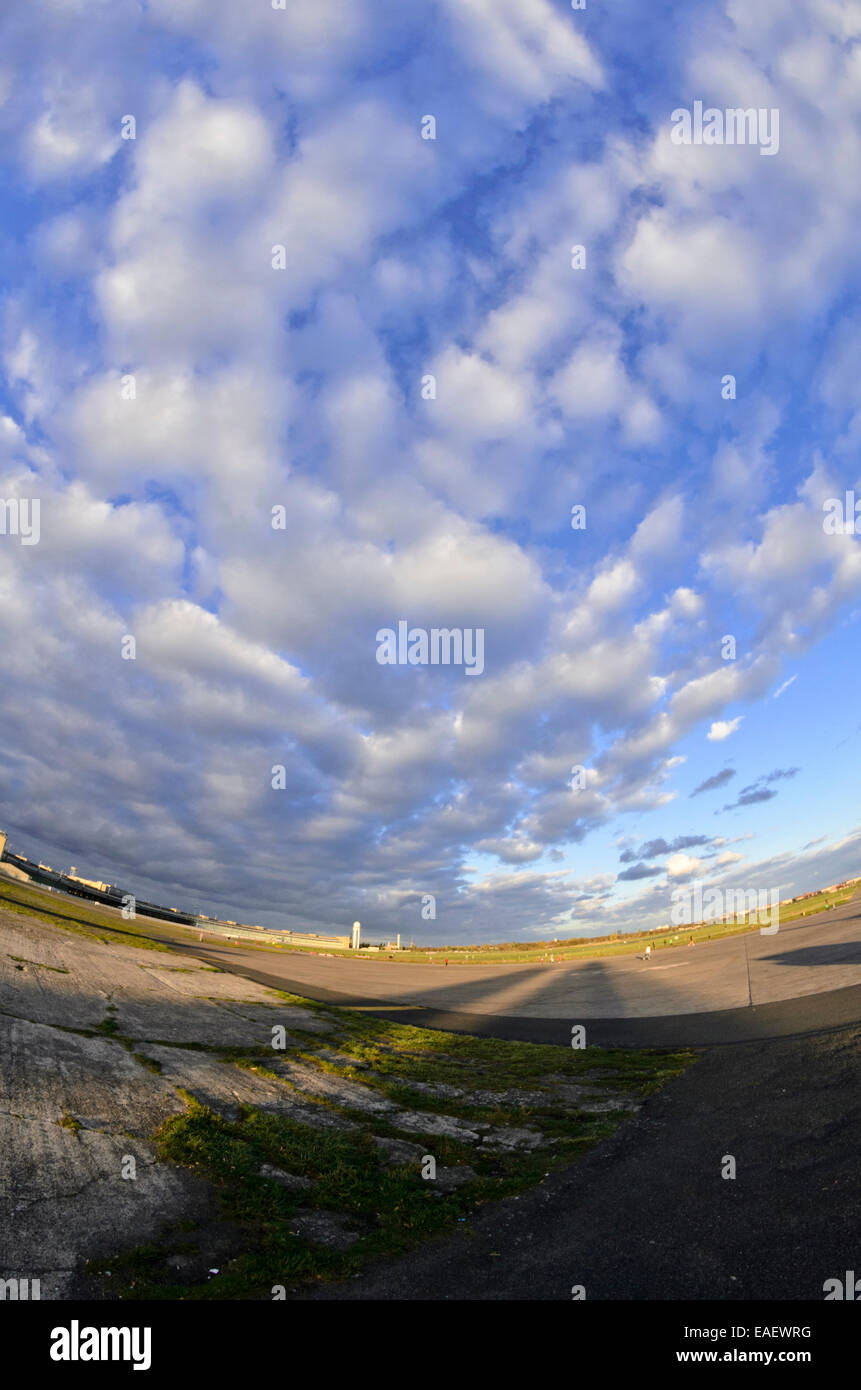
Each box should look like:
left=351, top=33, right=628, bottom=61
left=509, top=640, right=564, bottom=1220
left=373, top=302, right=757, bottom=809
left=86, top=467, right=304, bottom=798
left=171, top=895, right=861, bottom=1047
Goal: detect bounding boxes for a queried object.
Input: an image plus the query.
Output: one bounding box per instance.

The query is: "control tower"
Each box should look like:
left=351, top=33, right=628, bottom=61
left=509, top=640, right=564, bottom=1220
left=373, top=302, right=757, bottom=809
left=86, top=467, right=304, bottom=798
left=0, top=830, right=6, bottom=861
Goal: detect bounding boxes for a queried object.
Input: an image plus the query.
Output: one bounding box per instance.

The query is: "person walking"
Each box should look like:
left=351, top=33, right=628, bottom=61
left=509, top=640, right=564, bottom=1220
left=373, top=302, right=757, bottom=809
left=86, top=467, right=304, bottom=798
left=644, top=944, right=652, bottom=962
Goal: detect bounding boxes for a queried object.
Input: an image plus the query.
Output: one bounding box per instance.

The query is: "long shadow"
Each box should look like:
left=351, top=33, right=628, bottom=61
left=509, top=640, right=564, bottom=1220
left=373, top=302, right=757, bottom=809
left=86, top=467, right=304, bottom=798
left=4, top=887, right=635, bottom=1040
left=177, top=941, right=641, bottom=1029
left=11, top=873, right=861, bottom=1050
left=760, top=940, right=861, bottom=966
left=5, top=903, right=861, bottom=1052
left=172, top=940, right=861, bottom=1049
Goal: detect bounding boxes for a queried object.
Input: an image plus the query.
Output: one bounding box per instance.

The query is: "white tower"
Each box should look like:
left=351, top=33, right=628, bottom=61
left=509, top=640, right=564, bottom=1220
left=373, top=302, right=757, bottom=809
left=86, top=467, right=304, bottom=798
left=351, top=921, right=361, bottom=950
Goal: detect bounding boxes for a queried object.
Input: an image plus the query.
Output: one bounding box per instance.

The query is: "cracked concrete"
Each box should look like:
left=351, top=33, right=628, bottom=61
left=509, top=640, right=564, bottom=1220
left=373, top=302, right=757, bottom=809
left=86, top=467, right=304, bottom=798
left=0, top=911, right=362, bottom=1291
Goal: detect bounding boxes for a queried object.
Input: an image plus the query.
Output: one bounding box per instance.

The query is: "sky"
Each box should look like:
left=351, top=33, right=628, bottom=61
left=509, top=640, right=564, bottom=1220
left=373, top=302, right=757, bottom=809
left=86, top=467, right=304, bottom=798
left=1, top=0, right=860, bottom=944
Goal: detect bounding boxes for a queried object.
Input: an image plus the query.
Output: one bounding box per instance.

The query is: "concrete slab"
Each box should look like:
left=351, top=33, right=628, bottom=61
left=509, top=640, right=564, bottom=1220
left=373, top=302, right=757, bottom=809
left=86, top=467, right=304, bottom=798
left=0, top=913, right=372, bottom=1292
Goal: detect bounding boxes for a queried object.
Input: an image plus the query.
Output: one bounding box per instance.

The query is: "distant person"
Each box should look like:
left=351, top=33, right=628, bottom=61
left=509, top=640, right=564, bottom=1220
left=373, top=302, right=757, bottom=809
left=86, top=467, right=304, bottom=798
left=445, top=958, right=449, bottom=967
left=688, top=935, right=694, bottom=946
left=644, top=944, right=652, bottom=962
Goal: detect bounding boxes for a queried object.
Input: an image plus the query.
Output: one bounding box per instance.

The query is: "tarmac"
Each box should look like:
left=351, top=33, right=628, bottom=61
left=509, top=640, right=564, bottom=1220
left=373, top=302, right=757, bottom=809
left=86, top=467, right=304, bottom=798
left=168, top=896, right=861, bottom=1047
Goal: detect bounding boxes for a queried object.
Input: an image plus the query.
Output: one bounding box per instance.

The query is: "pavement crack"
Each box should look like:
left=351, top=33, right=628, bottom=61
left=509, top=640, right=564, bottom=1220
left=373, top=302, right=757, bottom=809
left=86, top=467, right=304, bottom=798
left=8, top=1159, right=161, bottom=1212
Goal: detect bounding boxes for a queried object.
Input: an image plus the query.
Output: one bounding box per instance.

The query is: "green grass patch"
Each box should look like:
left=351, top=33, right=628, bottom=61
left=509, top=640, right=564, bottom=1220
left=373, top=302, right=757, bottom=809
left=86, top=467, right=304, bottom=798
left=85, top=1009, right=692, bottom=1300
left=133, top=1052, right=163, bottom=1074
left=313, top=1007, right=688, bottom=1096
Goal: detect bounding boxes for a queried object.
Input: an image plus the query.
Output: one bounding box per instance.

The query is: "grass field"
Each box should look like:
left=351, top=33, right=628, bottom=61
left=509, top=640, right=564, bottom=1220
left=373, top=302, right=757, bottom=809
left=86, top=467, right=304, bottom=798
left=387, top=885, right=860, bottom=964
left=0, top=876, right=173, bottom=950
left=2, top=868, right=856, bottom=967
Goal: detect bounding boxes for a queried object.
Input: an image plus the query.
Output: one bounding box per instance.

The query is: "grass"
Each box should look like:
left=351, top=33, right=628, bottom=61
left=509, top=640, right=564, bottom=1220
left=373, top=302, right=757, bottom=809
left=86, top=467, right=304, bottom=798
left=133, top=1052, right=163, bottom=1074
left=0, top=880, right=171, bottom=951
left=8, top=954, right=70, bottom=973
left=84, top=1006, right=693, bottom=1300
left=85, top=1096, right=599, bottom=1298
left=58, top=1112, right=82, bottom=1135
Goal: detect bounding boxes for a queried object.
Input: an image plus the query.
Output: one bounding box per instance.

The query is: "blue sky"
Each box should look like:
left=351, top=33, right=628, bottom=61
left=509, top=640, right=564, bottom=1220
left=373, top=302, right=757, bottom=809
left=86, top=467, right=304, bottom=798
left=1, top=0, right=860, bottom=942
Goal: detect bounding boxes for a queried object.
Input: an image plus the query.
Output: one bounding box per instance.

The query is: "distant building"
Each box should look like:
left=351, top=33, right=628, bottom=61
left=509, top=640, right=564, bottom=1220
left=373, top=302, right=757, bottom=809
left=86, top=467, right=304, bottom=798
left=195, top=917, right=352, bottom=950
left=67, top=867, right=112, bottom=893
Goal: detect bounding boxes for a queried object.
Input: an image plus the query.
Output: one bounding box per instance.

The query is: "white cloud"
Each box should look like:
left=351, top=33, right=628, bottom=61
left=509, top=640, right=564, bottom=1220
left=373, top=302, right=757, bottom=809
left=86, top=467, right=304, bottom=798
left=707, top=717, right=743, bottom=742
left=716, top=850, right=744, bottom=866
left=441, top=0, right=604, bottom=110
left=666, top=852, right=703, bottom=878
left=28, top=88, right=118, bottom=179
